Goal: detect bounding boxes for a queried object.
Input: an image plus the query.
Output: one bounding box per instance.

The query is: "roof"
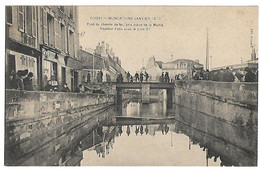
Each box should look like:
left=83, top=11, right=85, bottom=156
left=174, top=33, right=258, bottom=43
left=165, top=59, right=203, bottom=66
left=155, top=61, right=163, bottom=69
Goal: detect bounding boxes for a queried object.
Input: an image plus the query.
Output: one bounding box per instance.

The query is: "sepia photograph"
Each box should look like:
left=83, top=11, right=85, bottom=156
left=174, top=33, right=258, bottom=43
left=4, top=4, right=258, bottom=167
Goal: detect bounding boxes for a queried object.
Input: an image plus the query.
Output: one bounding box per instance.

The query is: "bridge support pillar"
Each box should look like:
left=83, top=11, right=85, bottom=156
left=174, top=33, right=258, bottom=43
left=116, top=88, right=122, bottom=115
left=142, top=84, right=150, bottom=103
left=167, top=89, right=173, bottom=108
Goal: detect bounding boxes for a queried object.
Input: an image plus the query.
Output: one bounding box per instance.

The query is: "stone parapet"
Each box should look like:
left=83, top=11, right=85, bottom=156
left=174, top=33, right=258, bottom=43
left=173, top=81, right=258, bottom=127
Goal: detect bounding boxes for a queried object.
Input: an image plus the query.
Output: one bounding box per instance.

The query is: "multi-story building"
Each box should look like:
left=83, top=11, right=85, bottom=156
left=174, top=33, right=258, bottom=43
left=6, top=6, right=41, bottom=90
left=162, top=59, right=203, bottom=80
left=5, top=6, right=82, bottom=91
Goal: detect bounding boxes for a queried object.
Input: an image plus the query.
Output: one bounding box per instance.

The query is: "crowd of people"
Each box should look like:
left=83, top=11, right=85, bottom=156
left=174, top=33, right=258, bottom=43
left=192, top=67, right=258, bottom=82
left=8, top=69, right=34, bottom=91
left=7, top=66, right=258, bottom=93
left=117, top=71, right=149, bottom=83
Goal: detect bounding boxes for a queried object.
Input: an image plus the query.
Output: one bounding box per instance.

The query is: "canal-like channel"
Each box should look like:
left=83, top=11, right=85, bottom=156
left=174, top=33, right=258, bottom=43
left=53, top=100, right=256, bottom=166
left=9, top=99, right=256, bottom=166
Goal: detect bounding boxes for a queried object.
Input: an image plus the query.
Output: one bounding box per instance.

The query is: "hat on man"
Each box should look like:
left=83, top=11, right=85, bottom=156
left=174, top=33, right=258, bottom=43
left=23, top=69, right=28, bottom=75
left=28, top=72, right=34, bottom=77
left=17, top=70, right=27, bottom=76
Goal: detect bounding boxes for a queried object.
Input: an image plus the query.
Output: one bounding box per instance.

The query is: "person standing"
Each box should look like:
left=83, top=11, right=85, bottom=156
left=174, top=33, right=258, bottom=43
left=144, top=71, right=149, bottom=82
left=61, top=83, right=70, bottom=92
left=126, top=71, right=130, bottom=82
left=87, top=72, right=91, bottom=83
left=140, top=72, right=144, bottom=82
left=130, top=75, right=133, bottom=82
left=245, top=67, right=256, bottom=82
left=100, top=70, right=103, bottom=82
left=161, top=72, right=165, bottom=83
left=16, top=69, right=28, bottom=90
left=24, top=72, right=34, bottom=91
left=134, top=72, right=139, bottom=82
left=97, top=71, right=100, bottom=83
left=75, top=84, right=83, bottom=93
left=165, top=72, right=170, bottom=83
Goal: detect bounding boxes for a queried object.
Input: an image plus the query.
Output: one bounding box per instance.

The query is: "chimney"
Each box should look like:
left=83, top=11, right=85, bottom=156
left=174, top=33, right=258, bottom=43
left=195, top=59, right=199, bottom=63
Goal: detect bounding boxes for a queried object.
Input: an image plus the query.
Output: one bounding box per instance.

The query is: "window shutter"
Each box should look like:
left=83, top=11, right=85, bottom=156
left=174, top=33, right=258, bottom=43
left=42, top=8, right=48, bottom=45
left=58, top=21, right=61, bottom=50
left=32, top=6, right=37, bottom=37
left=54, top=18, right=61, bottom=49
left=18, top=6, right=25, bottom=32
left=64, top=25, right=67, bottom=53
left=54, top=18, right=58, bottom=48
left=25, top=6, right=32, bottom=35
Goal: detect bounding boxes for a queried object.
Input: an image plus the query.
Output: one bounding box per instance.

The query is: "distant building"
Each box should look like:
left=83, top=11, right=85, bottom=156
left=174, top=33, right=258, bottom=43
left=140, top=56, right=163, bottom=81
left=162, top=59, right=203, bottom=80
left=79, top=41, right=126, bottom=83
left=141, top=56, right=203, bottom=81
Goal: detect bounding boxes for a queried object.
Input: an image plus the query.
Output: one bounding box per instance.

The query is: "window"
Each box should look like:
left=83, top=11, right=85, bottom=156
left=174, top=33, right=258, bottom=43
left=25, top=6, right=32, bottom=35
left=6, top=6, right=12, bottom=25
left=68, top=29, right=74, bottom=56
left=18, top=6, right=25, bottom=32
left=54, top=18, right=61, bottom=49
left=61, top=23, right=66, bottom=52
left=42, top=8, right=48, bottom=45
left=47, top=13, right=54, bottom=46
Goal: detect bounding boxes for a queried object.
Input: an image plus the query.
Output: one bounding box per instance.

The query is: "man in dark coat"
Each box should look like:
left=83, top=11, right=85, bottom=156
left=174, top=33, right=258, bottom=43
left=140, top=72, right=144, bottom=82
left=24, top=72, right=34, bottom=91
left=245, top=67, right=256, bottom=82
left=87, top=72, right=91, bottom=83
left=134, top=72, right=139, bottom=82
left=61, top=83, right=70, bottom=92
left=100, top=70, right=103, bottom=82
left=16, top=69, right=28, bottom=90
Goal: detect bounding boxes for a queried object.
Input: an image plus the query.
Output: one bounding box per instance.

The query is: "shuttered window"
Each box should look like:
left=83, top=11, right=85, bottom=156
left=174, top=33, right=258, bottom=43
left=47, top=13, right=54, bottom=47
left=42, top=8, right=48, bottom=45
left=18, top=6, right=25, bottom=32
left=54, top=18, right=61, bottom=49
left=25, top=6, right=32, bottom=35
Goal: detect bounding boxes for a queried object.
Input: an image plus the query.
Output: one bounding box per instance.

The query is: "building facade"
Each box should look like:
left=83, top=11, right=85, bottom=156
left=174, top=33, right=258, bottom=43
left=5, top=6, right=82, bottom=91
left=162, top=59, right=203, bottom=80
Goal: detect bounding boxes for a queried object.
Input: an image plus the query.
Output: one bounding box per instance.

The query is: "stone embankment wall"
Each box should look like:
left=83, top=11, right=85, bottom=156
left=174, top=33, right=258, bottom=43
left=173, top=81, right=258, bottom=127
left=5, top=90, right=115, bottom=165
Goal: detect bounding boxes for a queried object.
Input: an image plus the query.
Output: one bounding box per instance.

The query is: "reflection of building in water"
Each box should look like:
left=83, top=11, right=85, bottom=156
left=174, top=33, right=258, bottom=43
left=124, top=102, right=167, bottom=118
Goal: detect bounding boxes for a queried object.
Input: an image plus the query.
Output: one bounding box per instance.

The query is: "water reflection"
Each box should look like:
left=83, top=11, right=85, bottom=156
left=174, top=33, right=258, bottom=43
left=79, top=102, right=256, bottom=166
left=121, top=100, right=168, bottom=118
left=12, top=101, right=257, bottom=166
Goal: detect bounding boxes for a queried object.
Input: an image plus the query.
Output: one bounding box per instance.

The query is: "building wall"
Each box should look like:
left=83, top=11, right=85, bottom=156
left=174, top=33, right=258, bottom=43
left=5, top=90, right=114, bottom=165
left=6, top=6, right=82, bottom=91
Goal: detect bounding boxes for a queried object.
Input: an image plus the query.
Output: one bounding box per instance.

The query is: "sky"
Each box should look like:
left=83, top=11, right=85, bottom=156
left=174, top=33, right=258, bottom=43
left=78, top=6, right=258, bottom=74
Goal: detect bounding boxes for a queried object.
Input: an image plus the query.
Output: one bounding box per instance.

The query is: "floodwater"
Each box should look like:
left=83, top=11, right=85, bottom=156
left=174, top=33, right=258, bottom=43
left=78, top=101, right=257, bottom=166
left=9, top=100, right=257, bottom=166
